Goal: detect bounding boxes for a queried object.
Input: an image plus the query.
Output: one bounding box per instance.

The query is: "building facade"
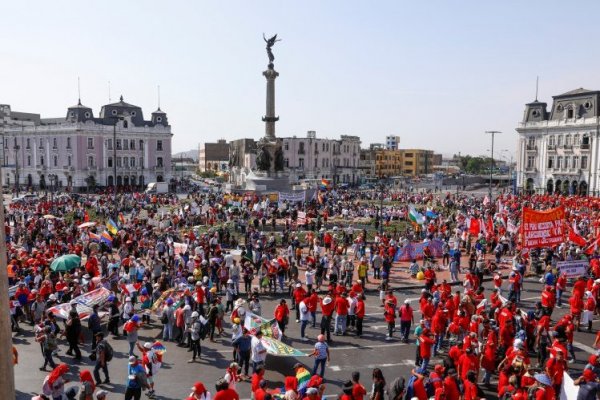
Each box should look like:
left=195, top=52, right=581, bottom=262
left=0, top=97, right=172, bottom=191
left=365, top=148, right=439, bottom=178
left=516, top=88, right=600, bottom=195
left=198, top=139, right=230, bottom=173
left=281, top=131, right=362, bottom=185
left=385, top=135, right=400, bottom=150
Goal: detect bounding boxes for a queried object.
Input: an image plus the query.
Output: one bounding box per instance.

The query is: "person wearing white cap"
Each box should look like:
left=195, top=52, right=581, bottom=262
left=125, top=355, right=150, bottom=399
left=399, top=299, right=414, bottom=343
left=225, top=279, right=237, bottom=313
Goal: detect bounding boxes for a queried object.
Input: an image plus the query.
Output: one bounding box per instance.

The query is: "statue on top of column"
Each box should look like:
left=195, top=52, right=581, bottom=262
left=263, top=33, right=281, bottom=64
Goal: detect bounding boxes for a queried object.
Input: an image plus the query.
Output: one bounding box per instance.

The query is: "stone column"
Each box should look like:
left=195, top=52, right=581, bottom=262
left=262, top=64, right=279, bottom=141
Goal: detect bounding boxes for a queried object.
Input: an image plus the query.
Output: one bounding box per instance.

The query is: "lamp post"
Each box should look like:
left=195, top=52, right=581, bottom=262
left=14, top=144, right=20, bottom=197
left=485, top=131, right=501, bottom=200
left=140, top=140, right=144, bottom=191
left=379, top=175, right=386, bottom=236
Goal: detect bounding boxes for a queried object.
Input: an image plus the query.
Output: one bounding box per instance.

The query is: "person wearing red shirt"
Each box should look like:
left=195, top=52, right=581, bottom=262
left=307, top=291, right=319, bottom=329
left=334, top=293, right=349, bottom=335
left=457, top=347, right=479, bottom=382
left=274, top=299, right=290, bottom=336
left=481, top=323, right=497, bottom=385
left=499, top=319, right=515, bottom=350
left=213, top=386, right=239, bottom=400
left=431, top=309, right=447, bottom=356
left=293, top=283, right=307, bottom=322
left=463, top=371, right=479, bottom=400
left=546, top=349, right=566, bottom=396
left=442, top=369, right=461, bottom=400
left=355, top=295, right=366, bottom=337
left=583, top=291, right=597, bottom=332
left=351, top=371, right=367, bottom=400
left=569, top=294, right=584, bottom=331
left=418, top=329, right=435, bottom=372
left=555, top=273, right=567, bottom=307
left=195, top=283, right=205, bottom=316
left=409, top=369, right=428, bottom=400
left=320, top=295, right=334, bottom=342
left=383, top=300, right=396, bottom=341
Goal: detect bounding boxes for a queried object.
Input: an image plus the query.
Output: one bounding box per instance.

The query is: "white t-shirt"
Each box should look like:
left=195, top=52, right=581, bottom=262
left=299, top=301, right=310, bottom=321
left=251, top=336, right=267, bottom=363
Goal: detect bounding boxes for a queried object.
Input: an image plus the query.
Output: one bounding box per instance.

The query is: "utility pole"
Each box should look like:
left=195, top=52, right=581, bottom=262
left=0, top=165, right=15, bottom=397
left=485, top=131, right=501, bottom=200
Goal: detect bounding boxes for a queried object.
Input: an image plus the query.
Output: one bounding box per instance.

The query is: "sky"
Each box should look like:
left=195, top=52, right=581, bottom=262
left=3, top=1, right=600, bottom=160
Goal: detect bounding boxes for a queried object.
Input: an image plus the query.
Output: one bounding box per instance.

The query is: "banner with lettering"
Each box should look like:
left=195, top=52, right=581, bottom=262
left=521, top=206, right=565, bottom=249
left=557, top=260, right=589, bottom=278
left=47, top=287, right=111, bottom=321
left=278, top=191, right=306, bottom=206
left=243, top=311, right=307, bottom=356
left=394, top=239, right=445, bottom=262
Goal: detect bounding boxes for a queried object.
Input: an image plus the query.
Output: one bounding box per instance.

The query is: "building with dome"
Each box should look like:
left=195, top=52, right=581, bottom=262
left=0, top=96, right=172, bottom=191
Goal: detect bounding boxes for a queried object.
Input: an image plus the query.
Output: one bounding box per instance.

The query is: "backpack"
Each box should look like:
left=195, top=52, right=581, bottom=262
left=103, top=340, right=114, bottom=362
left=527, top=386, right=544, bottom=400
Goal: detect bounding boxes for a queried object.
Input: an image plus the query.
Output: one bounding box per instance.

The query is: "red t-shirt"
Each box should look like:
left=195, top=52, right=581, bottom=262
left=335, top=297, right=349, bottom=316
left=213, top=388, right=240, bottom=400
left=352, top=383, right=367, bottom=400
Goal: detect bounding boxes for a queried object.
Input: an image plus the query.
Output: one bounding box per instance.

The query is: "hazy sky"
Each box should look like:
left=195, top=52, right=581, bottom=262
left=3, top=1, right=600, bottom=159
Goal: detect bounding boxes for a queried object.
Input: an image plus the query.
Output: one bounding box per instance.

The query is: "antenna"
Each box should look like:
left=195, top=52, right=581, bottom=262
left=157, top=85, right=161, bottom=110
left=77, top=77, right=81, bottom=105
left=535, top=76, right=539, bottom=101
left=108, top=81, right=112, bottom=102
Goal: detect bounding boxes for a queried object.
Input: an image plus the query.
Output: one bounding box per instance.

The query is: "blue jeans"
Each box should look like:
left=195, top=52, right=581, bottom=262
left=128, top=341, right=136, bottom=356
left=163, top=322, right=173, bottom=340
left=313, top=358, right=327, bottom=377
left=434, top=334, right=443, bottom=355
left=450, top=269, right=458, bottom=282
left=556, top=289, right=563, bottom=306
left=420, top=357, right=430, bottom=373
left=400, top=321, right=411, bottom=341
left=301, top=320, right=309, bottom=338
left=335, top=315, right=346, bottom=334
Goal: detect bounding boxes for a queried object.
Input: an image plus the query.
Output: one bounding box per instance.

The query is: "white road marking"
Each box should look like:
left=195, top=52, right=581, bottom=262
left=297, top=342, right=408, bottom=352
left=329, top=360, right=415, bottom=371
left=573, top=340, right=597, bottom=355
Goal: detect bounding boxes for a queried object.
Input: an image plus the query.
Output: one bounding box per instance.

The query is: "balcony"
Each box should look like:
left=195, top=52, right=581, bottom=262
left=579, top=143, right=590, bottom=151
left=63, top=166, right=75, bottom=172
left=561, top=144, right=573, bottom=152
left=526, top=144, right=537, bottom=151
left=547, top=144, right=556, bottom=151
left=297, top=149, right=305, bottom=155
left=87, top=165, right=98, bottom=171
left=525, top=166, right=537, bottom=173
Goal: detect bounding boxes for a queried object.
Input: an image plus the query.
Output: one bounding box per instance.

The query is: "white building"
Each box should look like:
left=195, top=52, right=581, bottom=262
left=282, top=131, right=362, bottom=185
left=386, top=135, right=400, bottom=150
left=515, top=88, right=599, bottom=195
left=0, top=97, right=173, bottom=191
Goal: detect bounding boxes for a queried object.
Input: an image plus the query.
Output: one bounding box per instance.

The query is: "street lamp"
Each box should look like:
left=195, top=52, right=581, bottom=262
left=13, top=144, right=20, bottom=197
left=485, top=131, right=501, bottom=200
left=48, top=174, right=57, bottom=213
left=378, top=175, right=387, bottom=236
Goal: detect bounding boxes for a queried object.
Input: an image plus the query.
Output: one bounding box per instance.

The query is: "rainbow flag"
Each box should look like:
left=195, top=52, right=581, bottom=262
left=319, top=179, right=331, bottom=190
left=89, top=232, right=101, bottom=242
left=106, top=218, right=119, bottom=235
left=100, top=231, right=113, bottom=247
left=296, top=367, right=311, bottom=396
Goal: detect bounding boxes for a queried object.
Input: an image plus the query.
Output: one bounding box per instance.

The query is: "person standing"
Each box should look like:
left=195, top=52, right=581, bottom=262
left=124, top=315, right=142, bottom=356
left=162, top=298, right=175, bottom=341
left=64, top=309, right=82, bottom=360
left=299, top=296, right=310, bottom=341
left=370, top=368, right=386, bottom=400
left=356, top=294, right=366, bottom=338
left=398, top=300, right=414, bottom=343
left=93, top=332, right=111, bottom=386
left=107, top=296, right=121, bottom=337
left=251, top=331, right=267, bottom=373
left=125, top=355, right=150, bottom=400
left=232, top=328, right=252, bottom=378
left=188, top=311, right=204, bottom=363
left=311, top=334, right=330, bottom=378
left=88, top=304, right=102, bottom=351
left=274, top=299, right=290, bottom=337
left=334, top=293, right=349, bottom=335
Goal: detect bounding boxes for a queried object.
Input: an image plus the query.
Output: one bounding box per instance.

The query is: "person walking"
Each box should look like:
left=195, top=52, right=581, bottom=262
left=188, top=311, right=204, bottom=363
left=36, top=326, right=57, bottom=371
left=161, top=298, right=175, bottom=341
left=125, top=355, right=150, bottom=400
left=398, top=300, right=414, bottom=343
left=251, top=331, right=267, bottom=373
left=356, top=294, right=366, bottom=338
left=299, top=296, right=310, bottom=341
left=64, top=309, right=82, bottom=360
left=320, top=294, right=334, bottom=342
left=311, top=334, right=330, bottom=378
left=88, top=304, right=102, bottom=351
left=334, top=293, right=349, bottom=335
left=124, top=315, right=142, bottom=356
left=232, top=328, right=252, bottom=378
left=93, top=332, right=111, bottom=386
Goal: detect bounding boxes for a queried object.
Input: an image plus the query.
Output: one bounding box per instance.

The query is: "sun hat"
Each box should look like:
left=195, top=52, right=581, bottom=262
left=534, top=373, right=551, bottom=386
left=144, top=342, right=152, bottom=349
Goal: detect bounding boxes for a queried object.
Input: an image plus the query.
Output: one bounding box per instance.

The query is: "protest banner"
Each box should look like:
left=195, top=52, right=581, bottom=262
left=278, top=191, right=306, bottom=206
left=243, top=311, right=307, bottom=356
left=297, top=211, right=307, bottom=225
left=173, top=242, right=188, bottom=256
left=557, top=260, right=589, bottom=278
left=521, top=206, right=565, bottom=249
left=47, top=287, right=111, bottom=320
left=394, top=239, right=444, bottom=262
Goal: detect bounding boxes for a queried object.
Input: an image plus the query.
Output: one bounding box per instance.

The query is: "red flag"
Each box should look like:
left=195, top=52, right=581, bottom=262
left=469, top=218, right=480, bottom=235
left=486, top=217, right=494, bottom=235
left=84, top=211, right=90, bottom=222
left=568, top=229, right=587, bottom=247
left=584, top=237, right=600, bottom=255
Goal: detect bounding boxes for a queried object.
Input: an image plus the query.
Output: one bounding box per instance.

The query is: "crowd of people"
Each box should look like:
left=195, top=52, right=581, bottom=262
left=7, top=187, right=600, bottom=400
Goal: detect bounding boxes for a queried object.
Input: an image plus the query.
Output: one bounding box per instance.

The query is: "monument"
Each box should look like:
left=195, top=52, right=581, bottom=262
left=243, top=34, right=290, bottom=191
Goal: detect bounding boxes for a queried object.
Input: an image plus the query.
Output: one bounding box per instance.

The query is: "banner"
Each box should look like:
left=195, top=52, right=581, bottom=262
left=394, top=239, right=444, bottom=262
left=557, top=260, right=589, bottom=278
left=278, top=191, right=306, bottom=205
left=560, top=371, right=577, bottom=400
left=521, top=206, right=565, bottom=249
left=173, top=242, right=188, bottom=256
left=297, top=211, right=307, bottom=225
left=47, top=287, right=112, bottom=321
left=243, top=311, right=307, bottom=356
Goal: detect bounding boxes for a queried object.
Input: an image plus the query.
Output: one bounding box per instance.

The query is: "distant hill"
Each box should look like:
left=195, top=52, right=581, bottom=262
left=172, top=149, right=198, bottom=161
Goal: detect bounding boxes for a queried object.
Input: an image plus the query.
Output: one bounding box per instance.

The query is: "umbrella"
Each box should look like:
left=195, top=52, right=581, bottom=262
left=50, top=254, right=81, bottom=272
left=78, top=222, right=96, bottom=229
left=43, top=215, right=57, bottom=219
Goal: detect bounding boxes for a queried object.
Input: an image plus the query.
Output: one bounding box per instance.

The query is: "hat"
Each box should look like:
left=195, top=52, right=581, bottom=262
left=128, top=355, right=138, bottom=364
left=534, top=373, right=552, bottom=386
left=404, top=299, right=410, bottom=304
left=144, top=342, right=152, bottom=349
left=296, top=283, right=302, bottom=288
left=48, top=294, right=57, bottom=301
left=306, top=388, right=319, bottom=395
left=96, top=389, right=108, bottom=399
left=582, top=369, right=597, bottom=382
left=191, top=311, right=199, bottom=318
left=94, top=331, right=104, bottom=338
left=227, top=279, right=234, bottom=284
left=195, top=281, right=202, bottom=286
left=230, top=362, right=239, bottom=369
left=131, top=315, right=140, bottom=323
left=192, top=382, right=207, bottom=393
left=323, top=297, right=332, bottom=305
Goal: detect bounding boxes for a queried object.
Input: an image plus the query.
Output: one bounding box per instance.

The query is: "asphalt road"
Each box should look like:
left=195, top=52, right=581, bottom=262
left=14, top=277, right=597, bottom=400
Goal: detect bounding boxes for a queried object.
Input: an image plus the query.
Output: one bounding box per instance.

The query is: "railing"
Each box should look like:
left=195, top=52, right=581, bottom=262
left=526, top=144, right=537, bottom=151
left=298, top=149, right=305, bottom=155
left=547, top=144, right=556, bottom=151
left=580, top=143, right=590, bottom=150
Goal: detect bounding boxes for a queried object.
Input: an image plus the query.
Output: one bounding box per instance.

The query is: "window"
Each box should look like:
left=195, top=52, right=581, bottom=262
left=106, top=139, right=112, bottom=150
left=123, top=157, right=128, bottom=167
left=40, top=156, right=44, bottom=166
left=322, top=143, right=325, bottom=151
left=284, top=142, right=289, bottom=151
left=88, top=156, right=94, bottom=167
left=582, top=156, right=588, bottom=169
left=130, top=157, right=135, bottom=167
left=557, top=156, right=563, bottom=169
left=53, top=138, right=57, bottom=149
left=573, top=134, right=580, bottom=145
left=108, top=157, right=113, bottom=168
left=123, top=120, right=128, bottom=129
left=157, top=140, right=163, bottom=151
left=111, top=109, right=117, bottom=116
left=326, top=143, right=329, bottom=151
left=116, top=157, right=122, bottom=167
left=53, top=156, right=58, bottom=167
left=565, top=135, right=571, bottom=146
left=567, top=108, right=574, bottom=119
left=123, top=140, right=129, bottom=150
left=547, top=157, right=554, bottom=169
left=67, top=137, right=71, bottom=149
left=298, top=142, right=305, bottom=153
left=87, top=138, right=94, bottom=149
left=298, top=158, right=304, bottom=168
left=26, top=138, right=30, bottom=149
left=39, top=139, right=43, bottom=149
left=27, top=156, right=31, bottom=166
left=564, top=156, right=570, bottom=169
left=139, top=140, right=144, bottom=150
left=157, top=157, right=163, bottom=167
left=527, top=155, right=535, bottom=168
left=284, top=158, right=289, bottom=168
left=557, top=135, right=563, bottom=146
left=67, top=156, right=71, bottom=167
left=548, top=135, right=555, bottom=146
left=116, top=140, right=122, bottom=150
left=140, top=157, right=144, bottom=168
left=314, top=158, right=318, bottom=168
left=130, top=140, right=135, bottom=150
left=573, top=156, right=579, bottom=169
left=322, top=158, right=326, bottom=168
left=3, top=139, right=6, bottom=149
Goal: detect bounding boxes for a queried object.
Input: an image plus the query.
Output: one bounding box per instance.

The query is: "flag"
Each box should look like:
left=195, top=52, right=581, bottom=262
left=118, top=213, right=126, bottom=226
left=89, top=232, right=101, bottom=242
left=425, top=209, right=438, bottom=219
left=319, top=179, right=331, bottom=190
left=507, top=220, right=518, bottom=234
left=84, top=211, right=90, bottom=222
left=486, top=217, right=494, bottom=235
left=106, top=219, right=119, bottom=235
left=584, top=237, right=600, bottom=255
left=408, top=206, right=426, bottom=225
left=480, top=218, right=487, bottom=236
left=568, top=229, right=587, bottom=247
left=483, top=196, right=490, bottom=206
left=100, top=231, right=113, bottom=247
left=468, top=218, right=480, bottom=235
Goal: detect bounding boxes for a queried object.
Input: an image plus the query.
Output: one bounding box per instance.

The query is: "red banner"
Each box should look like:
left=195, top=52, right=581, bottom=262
left=521, top=206, right=565, bottom=249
